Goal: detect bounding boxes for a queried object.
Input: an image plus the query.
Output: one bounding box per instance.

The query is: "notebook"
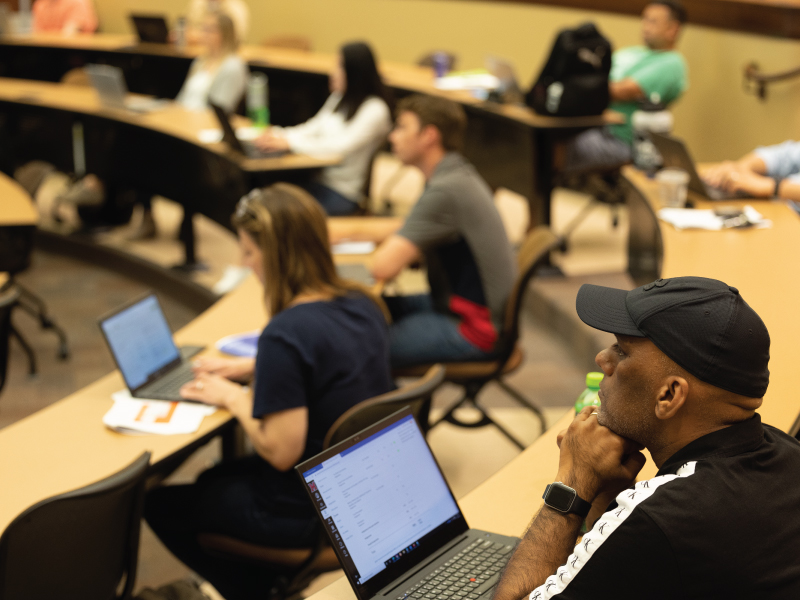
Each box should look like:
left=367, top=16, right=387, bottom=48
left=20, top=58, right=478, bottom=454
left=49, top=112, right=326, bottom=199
left=98, top=293, right=203, bottom=402
left=296, top=408, right=519, bottom=600
left=210, top=103, right=288, bottom=159
left=86, top=64, right=167, bottom=113
left=650, top=132, right=747, bottom=201
left=130, top=14, right=169, bottom=44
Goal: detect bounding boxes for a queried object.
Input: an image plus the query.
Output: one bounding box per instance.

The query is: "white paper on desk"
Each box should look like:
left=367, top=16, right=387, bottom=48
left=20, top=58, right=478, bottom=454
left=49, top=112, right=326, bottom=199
left=235, top=126, right=262, bottom=141
left=198, top=128, right=223, bottom=144
left=434, top=73, right=500, bottom=91
left=658, top=205, right=772, bottom=231
left=331, top=241, right=376, bottom=255
left=104, top=390, right=217, bottom=435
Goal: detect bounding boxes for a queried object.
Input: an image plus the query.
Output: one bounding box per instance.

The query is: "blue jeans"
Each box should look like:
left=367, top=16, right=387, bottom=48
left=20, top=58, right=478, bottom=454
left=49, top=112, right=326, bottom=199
left=385, top=294, right=497, bottom=368
left=144, top=456, right=318, bottom=600
left=564, top=127, right=632, bottom=174
left=301, top=181, right=358, bottom=216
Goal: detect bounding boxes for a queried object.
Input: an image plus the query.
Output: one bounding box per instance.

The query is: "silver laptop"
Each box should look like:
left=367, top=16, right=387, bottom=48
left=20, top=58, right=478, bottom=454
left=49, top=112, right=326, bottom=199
left=296, top=408, right=519, bottom=600
left=86, top=64, right=167, bottom=113
left=98, top=293, right=203, bottom=401
left=485, top=56, right=523, bottom=105
left=650, top=132, right=748, bottom=201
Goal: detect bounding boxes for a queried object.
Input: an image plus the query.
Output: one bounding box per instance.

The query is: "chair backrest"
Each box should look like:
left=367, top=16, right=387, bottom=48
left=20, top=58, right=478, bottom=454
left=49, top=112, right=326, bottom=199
left=0, top=451, right=151, bottom=600
left=0, top=285, right=18, bottom=395
left=323, top=364, right=445, bottom=448
left=60, top=67, right=93, bottom=87
left=497, top=227, right=560, bottom=359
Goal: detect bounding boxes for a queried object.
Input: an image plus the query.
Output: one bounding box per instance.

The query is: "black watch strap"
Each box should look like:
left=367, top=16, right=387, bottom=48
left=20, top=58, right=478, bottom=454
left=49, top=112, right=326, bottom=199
left=542, top=482, right=592, bottom=518
left=774, top=177, right=784, bottom=198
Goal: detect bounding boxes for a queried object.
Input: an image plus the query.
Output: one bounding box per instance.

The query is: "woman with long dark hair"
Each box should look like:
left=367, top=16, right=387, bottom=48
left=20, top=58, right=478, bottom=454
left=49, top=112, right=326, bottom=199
left=256, top=42, right=393, bottom=215
left=144, top=183, right=392, bottom=600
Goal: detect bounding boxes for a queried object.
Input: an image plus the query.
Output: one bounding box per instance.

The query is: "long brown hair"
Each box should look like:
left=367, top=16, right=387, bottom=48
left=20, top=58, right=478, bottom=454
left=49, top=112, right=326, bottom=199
left=207, top=10, right=238, bottom=56
left=232, top=183, right=388, bottom=319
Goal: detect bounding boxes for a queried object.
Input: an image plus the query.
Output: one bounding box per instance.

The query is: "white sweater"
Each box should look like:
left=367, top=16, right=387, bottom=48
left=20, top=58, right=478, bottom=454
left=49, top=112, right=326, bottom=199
left=176, top=54, right=248, bottom=113
left=279, top=93, right=392, bottom=202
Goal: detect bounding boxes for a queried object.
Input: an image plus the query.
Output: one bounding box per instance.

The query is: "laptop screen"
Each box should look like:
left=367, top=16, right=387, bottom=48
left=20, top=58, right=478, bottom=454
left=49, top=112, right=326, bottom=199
left=297, top=410, right=468, bottom=599
left=99, top=294, right=181, bottom=391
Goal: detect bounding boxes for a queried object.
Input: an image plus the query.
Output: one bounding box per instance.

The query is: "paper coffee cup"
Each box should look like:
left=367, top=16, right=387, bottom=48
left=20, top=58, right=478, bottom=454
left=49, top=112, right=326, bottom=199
left=656, top=168, right=690, bottom=208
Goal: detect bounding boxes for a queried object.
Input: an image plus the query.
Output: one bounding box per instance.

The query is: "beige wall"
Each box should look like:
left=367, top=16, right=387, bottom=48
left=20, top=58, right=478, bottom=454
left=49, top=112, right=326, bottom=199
left=97, top=0, right=800, bottom=161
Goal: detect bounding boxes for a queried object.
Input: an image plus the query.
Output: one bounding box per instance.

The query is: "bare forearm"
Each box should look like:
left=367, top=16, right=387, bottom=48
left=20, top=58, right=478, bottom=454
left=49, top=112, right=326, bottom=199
left=609, top=79, right=644, bottom=102
left=736, top=153, right=768, bottom=175
left=224, top=387, right=267, bottom=452
left=492, top=508, right=583, bottom=600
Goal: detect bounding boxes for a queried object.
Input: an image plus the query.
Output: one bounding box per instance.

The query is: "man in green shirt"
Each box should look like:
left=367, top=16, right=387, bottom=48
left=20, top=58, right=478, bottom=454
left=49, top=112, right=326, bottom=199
left=565, top=0, right=688, bottom=172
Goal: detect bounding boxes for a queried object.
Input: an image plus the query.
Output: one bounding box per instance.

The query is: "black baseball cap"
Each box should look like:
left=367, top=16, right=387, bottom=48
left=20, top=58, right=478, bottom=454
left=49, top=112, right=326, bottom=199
left=576, top=276, right=770, bottom=398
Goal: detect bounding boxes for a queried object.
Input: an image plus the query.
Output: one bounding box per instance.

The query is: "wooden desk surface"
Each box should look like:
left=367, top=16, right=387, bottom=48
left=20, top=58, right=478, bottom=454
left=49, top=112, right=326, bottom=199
left=0, top=275, right=266, bottom=534
left=0, top=34, right=613, bottom=131
left=0, top=77, right=338, bottom=173
left=0, top=171, right=37, bottom=226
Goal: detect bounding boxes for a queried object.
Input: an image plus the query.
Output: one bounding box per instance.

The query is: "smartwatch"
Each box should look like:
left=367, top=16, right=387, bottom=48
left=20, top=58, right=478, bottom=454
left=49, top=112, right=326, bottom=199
left=542, top=482, right=592, bottom=518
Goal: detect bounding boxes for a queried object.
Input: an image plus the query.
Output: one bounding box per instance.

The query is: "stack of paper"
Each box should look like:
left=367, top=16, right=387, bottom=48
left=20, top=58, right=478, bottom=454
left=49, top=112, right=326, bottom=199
left=104, top=390, right=217, bottom=435
left=658, top=205, right=772, bottom=231
left=331, top=241, right=376, bottom=255
left=434, top=70, right=500, bottom=91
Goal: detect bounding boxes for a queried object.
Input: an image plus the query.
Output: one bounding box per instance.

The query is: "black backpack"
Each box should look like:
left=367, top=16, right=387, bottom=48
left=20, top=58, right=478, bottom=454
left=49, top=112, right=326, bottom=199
left=526, top=22, right=612, bottom=117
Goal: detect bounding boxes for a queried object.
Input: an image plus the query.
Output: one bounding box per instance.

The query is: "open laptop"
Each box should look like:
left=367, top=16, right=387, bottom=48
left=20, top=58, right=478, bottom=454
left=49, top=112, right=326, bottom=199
left=650, top=132, right=747, bottom=200
left=296, top=408, right=519, bottom=600
left=130, top=14, right=169, bottom=44
left=99, top=293, right=203, bottom=401
left=485, top=56, right=524, bottom=105
left=86, top=64, right=167, bottom=113
left=210, top=103, right=288, bottom=159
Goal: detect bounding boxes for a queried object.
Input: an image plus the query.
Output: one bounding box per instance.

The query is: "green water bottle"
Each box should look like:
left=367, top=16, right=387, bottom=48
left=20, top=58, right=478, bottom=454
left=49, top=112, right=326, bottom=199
left=247, top=73, right=269, bottom=129
left=575, top=372, right=603, bottom=415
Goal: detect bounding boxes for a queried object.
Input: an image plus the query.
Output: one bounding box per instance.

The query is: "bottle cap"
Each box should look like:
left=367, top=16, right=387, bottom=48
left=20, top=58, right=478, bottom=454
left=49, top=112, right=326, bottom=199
left=585, top=372, right=603, bottom=389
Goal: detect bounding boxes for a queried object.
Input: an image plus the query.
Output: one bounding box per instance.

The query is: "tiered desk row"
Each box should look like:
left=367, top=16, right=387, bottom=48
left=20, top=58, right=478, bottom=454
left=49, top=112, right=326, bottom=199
left=1, top=34, right=799, bottom=600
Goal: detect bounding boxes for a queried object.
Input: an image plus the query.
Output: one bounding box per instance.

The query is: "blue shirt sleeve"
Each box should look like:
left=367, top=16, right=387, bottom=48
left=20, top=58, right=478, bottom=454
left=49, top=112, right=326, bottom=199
left=754, top=140, right=800, bottom=179
left=251, top=331, right=308, bottom=419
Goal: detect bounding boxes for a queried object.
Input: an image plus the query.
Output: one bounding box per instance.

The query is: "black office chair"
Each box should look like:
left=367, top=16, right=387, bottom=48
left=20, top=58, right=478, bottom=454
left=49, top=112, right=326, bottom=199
left=393, top=227, right=561, bottom=450
left=0, top=285, right=19, bottom=395
left=0, top=209, right=69, bottom=376
left=197, top=364, right=446, bottom=600
left=0, top=451, right=151, bottom=600
left=556, top=167, right=628, bottom=250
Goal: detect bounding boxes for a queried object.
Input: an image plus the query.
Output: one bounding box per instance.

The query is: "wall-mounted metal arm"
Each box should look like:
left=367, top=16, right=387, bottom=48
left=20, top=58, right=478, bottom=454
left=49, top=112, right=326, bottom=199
left=744, top=62, right=800, bottom=100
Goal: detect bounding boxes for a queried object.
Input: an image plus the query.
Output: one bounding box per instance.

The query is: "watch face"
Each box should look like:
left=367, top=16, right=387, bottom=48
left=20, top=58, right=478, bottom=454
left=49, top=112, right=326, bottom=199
left=547, top=483, right=575, bottom=511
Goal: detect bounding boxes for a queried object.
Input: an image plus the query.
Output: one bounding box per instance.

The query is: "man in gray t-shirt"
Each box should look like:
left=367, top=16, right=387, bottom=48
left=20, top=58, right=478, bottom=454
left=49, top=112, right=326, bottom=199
left=330, top=95, right=515, bottom=368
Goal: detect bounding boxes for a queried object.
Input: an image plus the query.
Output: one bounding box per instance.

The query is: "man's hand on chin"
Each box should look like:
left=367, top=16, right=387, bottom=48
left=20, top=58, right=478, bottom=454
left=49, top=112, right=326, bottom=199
left=555, top=408, right=646, bottom=505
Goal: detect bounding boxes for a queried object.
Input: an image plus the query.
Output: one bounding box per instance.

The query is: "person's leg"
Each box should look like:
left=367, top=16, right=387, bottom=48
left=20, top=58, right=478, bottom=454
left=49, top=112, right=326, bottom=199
left=144, top=457, right=318, bottom=600
left=383, top=294, right=435, bottom=322
left=563, top=127, right=632, bottom=174
left=128, top=192, right=156, bottom=240
left=301, top=181, right=359, bottom=216
left=387, top=295, right=496, bottom=368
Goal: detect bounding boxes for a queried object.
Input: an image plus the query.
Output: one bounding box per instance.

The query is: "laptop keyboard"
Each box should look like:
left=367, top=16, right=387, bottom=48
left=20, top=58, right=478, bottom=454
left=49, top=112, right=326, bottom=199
left=398, top=539, right=514, bottom=600
left=139, top=363, right=195, bottom=399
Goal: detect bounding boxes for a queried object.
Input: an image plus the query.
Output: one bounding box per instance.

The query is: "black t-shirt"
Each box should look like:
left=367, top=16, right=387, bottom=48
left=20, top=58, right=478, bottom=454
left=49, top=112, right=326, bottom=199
left=249, top=293, right=392, bottom=514
left=530, top=415, right=800, bottom=599
left=253, top=293, right=392, bottom=460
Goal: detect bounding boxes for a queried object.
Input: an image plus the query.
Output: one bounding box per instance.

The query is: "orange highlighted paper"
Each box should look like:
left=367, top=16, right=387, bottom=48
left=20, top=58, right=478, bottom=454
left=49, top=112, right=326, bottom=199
left=103, top=389, right=217, bottom=435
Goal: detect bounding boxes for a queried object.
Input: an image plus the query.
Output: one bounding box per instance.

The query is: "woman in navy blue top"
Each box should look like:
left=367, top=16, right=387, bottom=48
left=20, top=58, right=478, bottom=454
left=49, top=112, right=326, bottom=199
left=144, top=183, right=392, bottom=600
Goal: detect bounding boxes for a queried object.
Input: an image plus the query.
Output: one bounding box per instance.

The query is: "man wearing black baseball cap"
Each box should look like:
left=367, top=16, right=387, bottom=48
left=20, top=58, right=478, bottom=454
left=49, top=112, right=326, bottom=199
left=493, top=277, right=800, bottom=600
